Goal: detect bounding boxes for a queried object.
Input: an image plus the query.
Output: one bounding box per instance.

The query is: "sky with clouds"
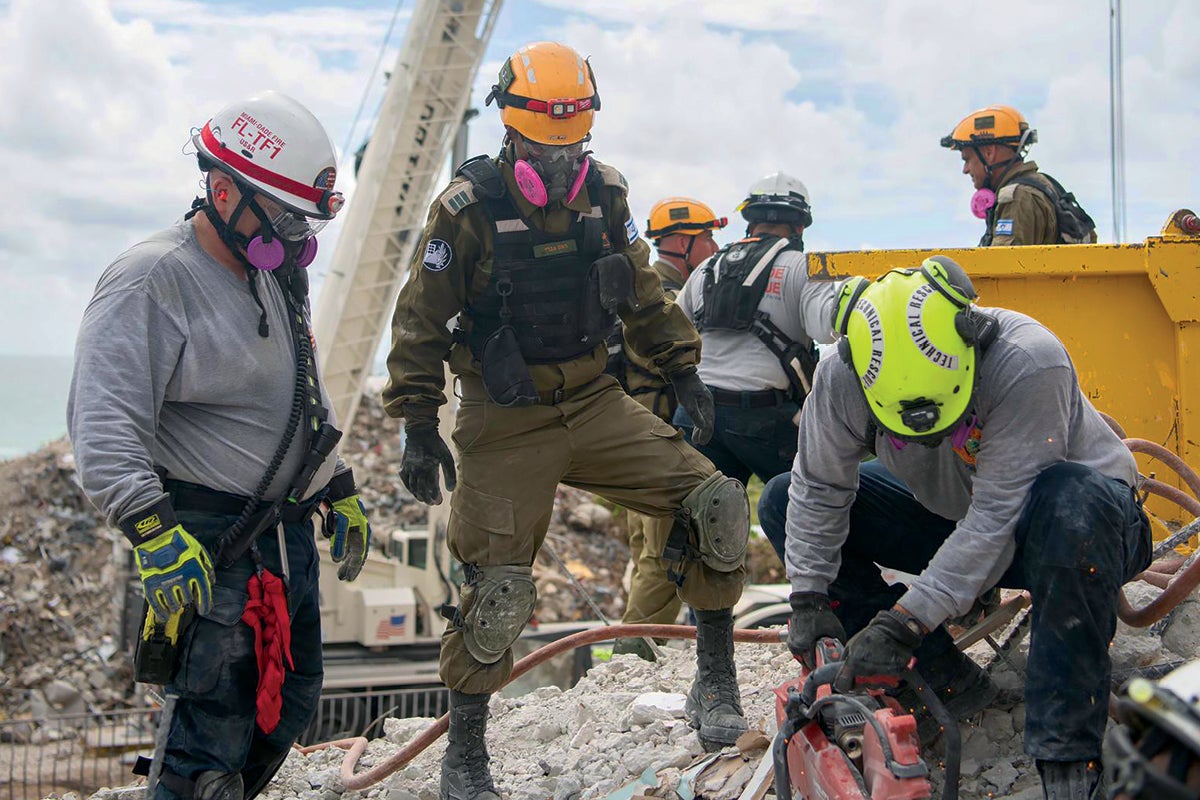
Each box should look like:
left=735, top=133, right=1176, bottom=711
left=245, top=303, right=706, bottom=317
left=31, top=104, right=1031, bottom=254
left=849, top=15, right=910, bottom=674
left=1, top=0, right=1196, bottom=357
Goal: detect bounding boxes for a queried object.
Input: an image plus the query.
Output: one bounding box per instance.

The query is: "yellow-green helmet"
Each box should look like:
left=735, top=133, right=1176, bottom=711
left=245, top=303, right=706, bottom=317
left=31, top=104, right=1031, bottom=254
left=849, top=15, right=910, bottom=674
left=833, top=256, right=982, bottom=442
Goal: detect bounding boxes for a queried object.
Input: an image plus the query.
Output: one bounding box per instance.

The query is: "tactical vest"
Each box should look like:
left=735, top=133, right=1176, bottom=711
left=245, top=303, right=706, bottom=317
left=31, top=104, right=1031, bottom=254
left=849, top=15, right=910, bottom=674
left=456, top=157, right=616, bottom=365
left=695, top=235, right=818, bottom=401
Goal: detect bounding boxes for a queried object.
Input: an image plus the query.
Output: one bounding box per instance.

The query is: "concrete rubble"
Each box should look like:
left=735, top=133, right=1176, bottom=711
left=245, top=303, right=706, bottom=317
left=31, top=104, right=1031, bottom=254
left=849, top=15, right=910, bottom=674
left=7, top=388, right=1200, bottom=799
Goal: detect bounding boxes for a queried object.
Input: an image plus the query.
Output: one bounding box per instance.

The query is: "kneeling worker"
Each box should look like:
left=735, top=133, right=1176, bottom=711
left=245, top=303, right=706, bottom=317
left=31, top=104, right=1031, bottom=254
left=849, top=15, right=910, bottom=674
left=762, top=257, right=1150, bottom=799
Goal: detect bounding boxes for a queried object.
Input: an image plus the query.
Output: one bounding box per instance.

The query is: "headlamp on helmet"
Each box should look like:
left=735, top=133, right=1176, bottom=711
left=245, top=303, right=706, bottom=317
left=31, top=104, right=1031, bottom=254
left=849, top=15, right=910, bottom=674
left=834, top=256, right=983, bottom=443
left=486, top=42, right=600, bottom=146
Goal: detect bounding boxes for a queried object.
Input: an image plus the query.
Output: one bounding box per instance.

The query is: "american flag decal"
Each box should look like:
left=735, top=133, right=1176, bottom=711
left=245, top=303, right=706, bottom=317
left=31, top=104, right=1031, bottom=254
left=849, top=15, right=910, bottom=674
left=375, top=614, right=407, bottom=640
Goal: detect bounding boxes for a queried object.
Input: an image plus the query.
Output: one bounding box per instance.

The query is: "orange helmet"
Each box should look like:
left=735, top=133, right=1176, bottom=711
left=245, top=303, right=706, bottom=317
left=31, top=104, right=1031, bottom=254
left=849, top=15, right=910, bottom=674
left=645, top=197, right=727, bottom=241
left=940, top=105, right=1037, bottom=155
left=485, top=42, right=600, bottom=146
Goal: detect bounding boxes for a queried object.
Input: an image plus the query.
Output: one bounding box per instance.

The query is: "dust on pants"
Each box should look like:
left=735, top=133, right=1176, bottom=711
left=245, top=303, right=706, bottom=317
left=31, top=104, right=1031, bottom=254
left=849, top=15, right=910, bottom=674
left=440, top=374, right=746, bottom=694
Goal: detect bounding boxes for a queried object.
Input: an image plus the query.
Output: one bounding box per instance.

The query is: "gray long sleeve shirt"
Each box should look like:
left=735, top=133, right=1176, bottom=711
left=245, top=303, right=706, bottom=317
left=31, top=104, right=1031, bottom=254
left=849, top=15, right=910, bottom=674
left=676, top=249, right=837, bottom=392
left=785, top=308, right=1137, bottom=629
left=68, top=219, right=340, bottom=527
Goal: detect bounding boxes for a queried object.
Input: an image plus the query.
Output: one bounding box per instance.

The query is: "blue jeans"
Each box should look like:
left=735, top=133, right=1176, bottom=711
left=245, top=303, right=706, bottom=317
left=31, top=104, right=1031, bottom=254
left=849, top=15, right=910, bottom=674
left=674, top=395, right=798, bottom=562
left=156, top=508, right=324, bottom=799
left=760, top=459, right=1151, bottom=761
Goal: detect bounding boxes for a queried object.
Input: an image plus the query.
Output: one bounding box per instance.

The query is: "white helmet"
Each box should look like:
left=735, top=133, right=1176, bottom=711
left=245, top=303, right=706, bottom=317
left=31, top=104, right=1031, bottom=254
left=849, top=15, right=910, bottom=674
left=737, top=172, right=813, bottom=228
left=1106, top=660, right=1200, bottom=798
left=192, top=91, right=343, bottom=220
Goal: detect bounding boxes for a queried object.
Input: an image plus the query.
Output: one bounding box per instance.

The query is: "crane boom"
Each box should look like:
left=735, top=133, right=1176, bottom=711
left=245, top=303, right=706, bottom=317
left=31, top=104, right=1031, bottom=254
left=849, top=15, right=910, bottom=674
left=314, top=0, right=503, bottom=426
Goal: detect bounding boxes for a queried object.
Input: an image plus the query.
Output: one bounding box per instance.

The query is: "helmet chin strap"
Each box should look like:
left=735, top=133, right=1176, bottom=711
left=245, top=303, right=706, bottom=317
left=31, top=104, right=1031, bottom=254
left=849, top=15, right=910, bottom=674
left=190, top=184, right=279, bottom=338
left=974, top=145, right=1019, bottom=190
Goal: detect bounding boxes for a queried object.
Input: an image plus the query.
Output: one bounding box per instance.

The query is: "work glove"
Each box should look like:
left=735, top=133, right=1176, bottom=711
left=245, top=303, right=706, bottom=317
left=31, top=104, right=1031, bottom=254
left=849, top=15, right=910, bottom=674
left=787, top=592, right=847, bottom=668
left=134, top=526, right=215, bottom=622
left=671, top=367, right=715, bottom=446
left=321, top=470, right=371, bottom=582
left=833, top=608, right=923, bottom=693
left=400, top=423, right=457, bottom=505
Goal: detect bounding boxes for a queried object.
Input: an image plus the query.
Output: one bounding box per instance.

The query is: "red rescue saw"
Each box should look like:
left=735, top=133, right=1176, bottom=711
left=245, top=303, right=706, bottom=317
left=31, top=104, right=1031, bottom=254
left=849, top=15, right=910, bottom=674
left=772, top=639, right=962, bottom=800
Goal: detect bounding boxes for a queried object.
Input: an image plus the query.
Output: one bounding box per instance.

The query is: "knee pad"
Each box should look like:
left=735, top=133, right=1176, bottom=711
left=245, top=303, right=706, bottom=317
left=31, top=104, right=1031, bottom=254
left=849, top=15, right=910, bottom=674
left=682, top=472, right=750, bottom=573
left=462, top=565, right=537, bottom=665
left=194, top=770, right=243, bottom=800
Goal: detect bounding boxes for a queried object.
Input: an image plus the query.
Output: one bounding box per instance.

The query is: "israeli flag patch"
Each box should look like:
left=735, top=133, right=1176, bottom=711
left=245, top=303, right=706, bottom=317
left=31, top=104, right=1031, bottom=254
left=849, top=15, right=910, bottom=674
left=423, top=239, right=452, bottom=271
left=624, top=216, right=638, bottom=244
left=995, top=219, right=1014, bottom=235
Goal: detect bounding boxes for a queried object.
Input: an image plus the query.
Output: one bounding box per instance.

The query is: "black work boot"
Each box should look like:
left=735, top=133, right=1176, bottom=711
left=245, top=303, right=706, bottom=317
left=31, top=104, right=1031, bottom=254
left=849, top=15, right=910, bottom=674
left=686, top=608, right=747, bottom=748
left=921, top=645, right=1000, bottom=719
left=894, top=644, right=999, bottom=748
left=612, top=637, right=657, bottom=662
left=440, top=691, right=501, bottom=800
left=1037, top=759, right=1106, bottom=800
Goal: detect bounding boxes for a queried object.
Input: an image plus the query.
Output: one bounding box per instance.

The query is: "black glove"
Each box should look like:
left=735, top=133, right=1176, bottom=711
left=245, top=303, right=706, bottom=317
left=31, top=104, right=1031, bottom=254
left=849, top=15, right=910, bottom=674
left=788, top=592, right=847, bottom=667
left=399, top=423, right=457, bottom=505
left=833, top=608, right=923, bottom=693
left=670, top=368, right=715, bottom=446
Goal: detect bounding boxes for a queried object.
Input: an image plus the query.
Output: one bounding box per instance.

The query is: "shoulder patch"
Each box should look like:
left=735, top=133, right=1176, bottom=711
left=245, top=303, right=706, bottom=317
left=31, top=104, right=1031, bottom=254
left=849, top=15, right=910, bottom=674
left=994, top=219, right=1014, bottom=236
left=439, top=180, right=478, bottom=216
left=592, top=162, right=629, bottom=195
left=624, top=216, right=638, bottom=243
left=422, top=239, right=453, bottom=271
left=996, top=184, right=1018, bottom=204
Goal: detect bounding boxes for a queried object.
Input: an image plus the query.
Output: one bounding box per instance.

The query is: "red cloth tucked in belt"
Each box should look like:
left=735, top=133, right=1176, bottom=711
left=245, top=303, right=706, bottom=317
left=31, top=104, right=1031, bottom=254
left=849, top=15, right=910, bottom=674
left=241, top=569, right=293, bottom=734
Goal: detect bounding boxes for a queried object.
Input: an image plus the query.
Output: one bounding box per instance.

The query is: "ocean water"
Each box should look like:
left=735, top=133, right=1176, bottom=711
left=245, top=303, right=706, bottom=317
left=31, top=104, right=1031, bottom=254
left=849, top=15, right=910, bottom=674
left=0, top=354, right=73, bottom=459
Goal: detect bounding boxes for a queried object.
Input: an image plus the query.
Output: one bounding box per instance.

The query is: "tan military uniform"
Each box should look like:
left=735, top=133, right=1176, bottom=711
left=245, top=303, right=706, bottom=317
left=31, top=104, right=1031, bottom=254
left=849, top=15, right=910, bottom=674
left=986, top=161, right=1097, bottom=246
left=383, top=158, right=744, bottom=694
left=618, top=258, right=687, bottom=421
left=620, top=258, right=688, bottom=631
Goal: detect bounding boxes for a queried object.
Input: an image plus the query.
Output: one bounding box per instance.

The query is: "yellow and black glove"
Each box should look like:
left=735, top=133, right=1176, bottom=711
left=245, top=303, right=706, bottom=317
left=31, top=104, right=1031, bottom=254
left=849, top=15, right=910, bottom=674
left=321, top=470, right=371, bottom=582
left=120, top=498, right=214, bottom=622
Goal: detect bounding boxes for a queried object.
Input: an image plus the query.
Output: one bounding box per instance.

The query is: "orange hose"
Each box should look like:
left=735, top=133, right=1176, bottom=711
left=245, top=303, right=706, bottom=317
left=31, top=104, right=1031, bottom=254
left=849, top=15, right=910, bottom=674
left=1119, top=470, right=1200, bottom=627
left=1124, top=439, right=1200, bottom=500
left=297, top=430, right=1200, bottom=786
left=301, top=624, right=784, bottom=791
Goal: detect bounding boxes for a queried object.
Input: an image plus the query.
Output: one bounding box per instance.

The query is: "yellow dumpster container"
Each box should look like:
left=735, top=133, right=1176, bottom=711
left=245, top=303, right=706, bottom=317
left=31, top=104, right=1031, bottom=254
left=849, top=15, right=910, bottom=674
left=808, top=209, right=1200, bottom=528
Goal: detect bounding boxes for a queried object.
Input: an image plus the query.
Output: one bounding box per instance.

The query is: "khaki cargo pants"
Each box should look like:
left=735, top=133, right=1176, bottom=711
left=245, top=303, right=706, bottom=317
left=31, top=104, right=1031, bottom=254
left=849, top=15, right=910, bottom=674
left=441, top=374, right=746, bottom=694
left=623, top=388, right=685, bottom=629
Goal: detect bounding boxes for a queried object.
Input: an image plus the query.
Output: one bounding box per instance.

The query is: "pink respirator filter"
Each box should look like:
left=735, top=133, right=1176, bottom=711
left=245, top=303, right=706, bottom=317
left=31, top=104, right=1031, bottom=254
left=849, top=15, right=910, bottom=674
left=245, top=236, right=317, bottom=271
left=513, top=160, right=549, bottom=207
left=513, top=157, right=591, bottom=208
left=970, top=188, right=996, bottom=219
